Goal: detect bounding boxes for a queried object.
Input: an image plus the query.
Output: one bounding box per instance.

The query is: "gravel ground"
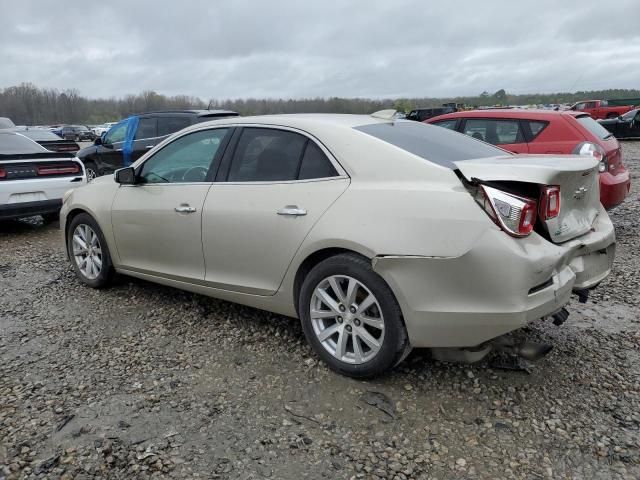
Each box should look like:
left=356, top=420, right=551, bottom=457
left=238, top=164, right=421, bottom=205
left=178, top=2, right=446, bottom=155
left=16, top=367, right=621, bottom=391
left=1, top=143, right=639, bottom=480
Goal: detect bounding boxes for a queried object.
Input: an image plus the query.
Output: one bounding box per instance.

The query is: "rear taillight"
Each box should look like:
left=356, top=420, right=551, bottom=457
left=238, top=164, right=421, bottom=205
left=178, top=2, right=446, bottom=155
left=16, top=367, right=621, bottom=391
left=539, top=185, right=561, bottom=220
left=475, top=185, right=538, bottom=237
left=573, top=142, right=607, bottom=172
left=36, top=164, right=81, bottom=175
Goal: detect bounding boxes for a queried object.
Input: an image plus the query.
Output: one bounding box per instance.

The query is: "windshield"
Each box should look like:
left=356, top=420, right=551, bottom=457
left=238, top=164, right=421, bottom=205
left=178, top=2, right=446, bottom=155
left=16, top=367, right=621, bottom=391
left=0, top=133, right=48, bottom=154
left=576, top=115, right=613, bottom=140
left=19, top=129, right=64, bottom=141
left=354, top=121, right=508, bottom=169
left=621, top=109, right=639, bottom=120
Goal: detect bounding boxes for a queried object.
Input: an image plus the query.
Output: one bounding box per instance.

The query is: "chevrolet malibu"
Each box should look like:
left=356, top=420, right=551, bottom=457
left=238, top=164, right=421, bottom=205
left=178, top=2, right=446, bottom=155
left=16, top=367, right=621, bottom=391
left=60, top=113, right=615, bottom=377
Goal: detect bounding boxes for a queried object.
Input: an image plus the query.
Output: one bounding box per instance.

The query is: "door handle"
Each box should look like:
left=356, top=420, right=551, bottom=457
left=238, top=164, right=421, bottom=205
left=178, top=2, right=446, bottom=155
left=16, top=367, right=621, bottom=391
left=145, top=145, right=154, bottom=149
left=277, top=205, right=307, bottom=216
left=175, top=205, right=197, bottom=214
left=116, top=148, right=123, bottom=152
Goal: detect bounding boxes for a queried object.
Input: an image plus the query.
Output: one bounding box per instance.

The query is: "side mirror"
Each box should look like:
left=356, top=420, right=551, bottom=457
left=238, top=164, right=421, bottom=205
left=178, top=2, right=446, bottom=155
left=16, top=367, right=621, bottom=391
left=94, top=137, right=102, bottom=146
left=114, top=167, right=136, bottom=185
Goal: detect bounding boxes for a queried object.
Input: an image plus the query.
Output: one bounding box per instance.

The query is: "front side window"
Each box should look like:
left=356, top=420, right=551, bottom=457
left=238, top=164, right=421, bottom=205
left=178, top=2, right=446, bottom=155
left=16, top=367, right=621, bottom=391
left=139, top=128, right=229, bottom=183
left=157, top=116, right=191, bottom=137
left=104, top=122, right=127, bottom=144
left=432, top=119, right=458, bottom=130
left=228, top=128, right=307, bottom=182
left=463, top=119, right=523, bottom=145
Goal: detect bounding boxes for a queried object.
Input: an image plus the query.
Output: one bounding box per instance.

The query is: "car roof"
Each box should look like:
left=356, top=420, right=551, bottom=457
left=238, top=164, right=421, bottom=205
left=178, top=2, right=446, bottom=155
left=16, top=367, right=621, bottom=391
left=135, top=109, right=239, bottom=117
left=191, top=113, right=393, bottom=131
left=427, top=109, right=585, bottom=122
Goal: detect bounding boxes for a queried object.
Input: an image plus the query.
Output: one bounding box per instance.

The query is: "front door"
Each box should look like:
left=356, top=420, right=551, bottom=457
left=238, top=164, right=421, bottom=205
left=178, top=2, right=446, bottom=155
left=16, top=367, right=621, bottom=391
left=202, top=127, right=349, bottom=295
left=99, top=121, right=127, bottom=174
left=111, top=127, right=231, bottom=280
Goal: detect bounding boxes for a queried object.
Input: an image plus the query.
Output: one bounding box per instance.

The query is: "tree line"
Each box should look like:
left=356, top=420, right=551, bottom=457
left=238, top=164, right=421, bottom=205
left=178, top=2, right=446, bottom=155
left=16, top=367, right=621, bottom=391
left=2, top=82, right=639, bottom=126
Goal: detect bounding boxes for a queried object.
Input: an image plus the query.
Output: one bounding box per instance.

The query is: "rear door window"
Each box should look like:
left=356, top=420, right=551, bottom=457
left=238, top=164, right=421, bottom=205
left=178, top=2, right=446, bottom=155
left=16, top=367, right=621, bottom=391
left=526, top=120, right=549, bottom=140
left=157, top=116, right=192, bottom=137
left=431, top=119, right=458, bottom=130
left=227, top=128, right=307, bottom=182
left=462, top=119, right=524, bottom=145
left=135, top=118, right=158, bottom=140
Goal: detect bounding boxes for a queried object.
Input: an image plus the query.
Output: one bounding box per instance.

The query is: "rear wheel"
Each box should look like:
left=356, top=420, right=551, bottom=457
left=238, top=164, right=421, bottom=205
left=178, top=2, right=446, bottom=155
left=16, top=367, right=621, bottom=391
left=299, top=253, right=409, bottom=378
left=67, top=213, right=114, bottom=288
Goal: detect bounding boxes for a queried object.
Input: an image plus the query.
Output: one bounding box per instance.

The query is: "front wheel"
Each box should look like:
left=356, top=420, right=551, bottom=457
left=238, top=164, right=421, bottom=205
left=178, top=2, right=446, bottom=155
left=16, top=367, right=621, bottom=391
left=67, top=213, right=114, bottom=288
left=299, top=253, right=410, bottom=378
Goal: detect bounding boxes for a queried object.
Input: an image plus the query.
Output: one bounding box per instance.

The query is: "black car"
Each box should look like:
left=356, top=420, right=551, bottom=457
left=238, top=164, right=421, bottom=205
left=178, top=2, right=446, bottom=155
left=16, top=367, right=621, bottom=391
left=76, top=110, right=238, bottom=180
left=17, top=128, right=80, bottom=153
left=60, top=125, right=95, bottom=142
left=406, top=106, right=456, bottom=122
left=599, top=108, right=640, bottom=140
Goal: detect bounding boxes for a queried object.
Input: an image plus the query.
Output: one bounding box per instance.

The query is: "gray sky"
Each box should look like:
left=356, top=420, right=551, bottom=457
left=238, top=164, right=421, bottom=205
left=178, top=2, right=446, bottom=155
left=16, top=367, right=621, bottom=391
left=1, top=0, right=639, bottom=99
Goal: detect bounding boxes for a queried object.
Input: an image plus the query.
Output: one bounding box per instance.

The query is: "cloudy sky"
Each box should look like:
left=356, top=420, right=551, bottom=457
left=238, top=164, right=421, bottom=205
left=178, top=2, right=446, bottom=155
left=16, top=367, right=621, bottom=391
left=1, top=0, right=639, bottom=100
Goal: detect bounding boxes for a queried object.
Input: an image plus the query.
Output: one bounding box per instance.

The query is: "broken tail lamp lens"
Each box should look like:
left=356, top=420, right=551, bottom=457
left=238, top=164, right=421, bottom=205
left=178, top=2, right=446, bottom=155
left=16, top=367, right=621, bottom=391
left=476, top=185, right=537, bottom=237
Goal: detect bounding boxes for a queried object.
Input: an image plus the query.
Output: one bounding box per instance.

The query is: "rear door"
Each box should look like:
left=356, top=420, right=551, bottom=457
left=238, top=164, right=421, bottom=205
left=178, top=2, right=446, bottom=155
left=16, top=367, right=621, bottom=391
left=131, top=116, right=158, bottom=162
left=202, top=126, right=349, bottom=295
left=461, top=118, right=529, bottom=153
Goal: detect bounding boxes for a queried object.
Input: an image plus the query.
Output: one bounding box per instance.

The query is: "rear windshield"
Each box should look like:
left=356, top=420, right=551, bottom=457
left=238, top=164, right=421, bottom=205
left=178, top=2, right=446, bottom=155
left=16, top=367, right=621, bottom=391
left=0, top=133, right=48, bottom=154
left=576, top=115, right=612, bottom=140
left=20, top=129, right=63, bottom=141
left=354, top=121, right=508, bottom=168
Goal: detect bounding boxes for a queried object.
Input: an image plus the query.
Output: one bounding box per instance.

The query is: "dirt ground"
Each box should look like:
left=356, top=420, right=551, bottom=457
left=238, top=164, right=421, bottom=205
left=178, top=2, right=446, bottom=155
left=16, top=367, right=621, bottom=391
left=1, top=143, right=639, bottom=479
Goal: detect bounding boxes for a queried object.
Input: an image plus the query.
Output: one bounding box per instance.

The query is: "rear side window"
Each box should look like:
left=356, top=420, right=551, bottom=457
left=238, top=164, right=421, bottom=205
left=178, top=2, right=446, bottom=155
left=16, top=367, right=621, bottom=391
left=354, top=122, right=507, bottom=168
left=0, top=133, right=48, bottom=154
left=576, top=115, right=612, bottom=140
left=157, top=116, right=191, bottom=137
left=299, top=142, right=337, bottom=179
left=462, top=119, right=524, bottom=145
left=432, top=119, right=458, bottom=130
left=135, top=118, right=157, bottom=140
left=228, top=128, right=307, bottom=182
left=527, top=121, right=548, bottom=139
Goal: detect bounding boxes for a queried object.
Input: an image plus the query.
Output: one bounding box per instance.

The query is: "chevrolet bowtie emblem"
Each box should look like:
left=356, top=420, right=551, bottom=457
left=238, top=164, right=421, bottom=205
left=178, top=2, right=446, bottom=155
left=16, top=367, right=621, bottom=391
left=573, top=186, right=588, bottom=200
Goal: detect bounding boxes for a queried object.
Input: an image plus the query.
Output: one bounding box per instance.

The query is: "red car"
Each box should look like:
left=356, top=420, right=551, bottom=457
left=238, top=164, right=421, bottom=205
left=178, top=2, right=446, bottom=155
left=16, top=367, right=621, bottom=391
left=425, top=109, right=631, bottom=209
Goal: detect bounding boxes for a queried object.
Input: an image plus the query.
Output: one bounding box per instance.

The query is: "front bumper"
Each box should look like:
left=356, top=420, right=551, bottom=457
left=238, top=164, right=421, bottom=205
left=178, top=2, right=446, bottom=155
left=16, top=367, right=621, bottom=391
left=373, top=210, right=615, bottom=348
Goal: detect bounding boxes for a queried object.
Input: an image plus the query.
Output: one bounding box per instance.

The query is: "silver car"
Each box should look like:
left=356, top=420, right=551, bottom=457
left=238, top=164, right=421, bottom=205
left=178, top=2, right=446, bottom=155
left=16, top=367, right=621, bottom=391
left=60, top=113, right=615, bottom=377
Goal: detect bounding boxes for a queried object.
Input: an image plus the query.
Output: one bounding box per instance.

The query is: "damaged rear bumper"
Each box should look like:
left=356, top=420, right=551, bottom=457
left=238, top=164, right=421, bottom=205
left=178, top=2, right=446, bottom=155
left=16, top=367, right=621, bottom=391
left=372, top=210, right=615, bottom=348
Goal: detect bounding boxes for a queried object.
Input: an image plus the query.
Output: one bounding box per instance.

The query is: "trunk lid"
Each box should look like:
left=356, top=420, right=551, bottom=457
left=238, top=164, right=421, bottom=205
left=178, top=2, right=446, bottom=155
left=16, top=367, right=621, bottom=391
left=454, top=155, right=600, bottom=243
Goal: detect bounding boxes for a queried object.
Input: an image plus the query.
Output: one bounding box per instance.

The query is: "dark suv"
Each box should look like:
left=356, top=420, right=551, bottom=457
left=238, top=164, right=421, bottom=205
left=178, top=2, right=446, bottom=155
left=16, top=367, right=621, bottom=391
left=61, top=125, right=95, bottom=141
left=76, top=110, right=239, bottom=179
left=406, top=106, right=456, bottom=122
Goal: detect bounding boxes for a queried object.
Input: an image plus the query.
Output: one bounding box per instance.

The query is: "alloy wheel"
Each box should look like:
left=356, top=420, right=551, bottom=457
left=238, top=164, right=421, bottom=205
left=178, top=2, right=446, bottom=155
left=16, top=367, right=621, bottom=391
left=310, top=275, right=385, bottom=364
left=72, top=224, right=103, bottom=280
left=85, top=167, right=97, bottom=182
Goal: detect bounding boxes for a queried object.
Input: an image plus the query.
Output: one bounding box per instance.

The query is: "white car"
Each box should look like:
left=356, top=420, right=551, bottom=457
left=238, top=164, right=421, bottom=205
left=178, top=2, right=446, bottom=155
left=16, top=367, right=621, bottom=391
left=60, top=113, right=615, bottom=377
left=0, top=131, right=86, bottom=221
left=91, top=122, right=117, bottom=137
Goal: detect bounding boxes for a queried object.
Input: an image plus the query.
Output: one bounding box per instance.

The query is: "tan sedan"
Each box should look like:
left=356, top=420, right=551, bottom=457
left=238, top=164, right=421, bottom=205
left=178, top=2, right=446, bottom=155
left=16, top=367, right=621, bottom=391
left=60, top=113, right=615, bottom=377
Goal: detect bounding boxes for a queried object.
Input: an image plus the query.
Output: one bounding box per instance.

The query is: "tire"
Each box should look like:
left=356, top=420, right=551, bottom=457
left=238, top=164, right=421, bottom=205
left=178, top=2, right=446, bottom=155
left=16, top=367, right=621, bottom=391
left=299, top=253, right=409, bottom=378
left=84, top=161, right=100, bottom=182
left=41, top=212, right=59, bottom=223
left=67, top=213, right=114, bottom=288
